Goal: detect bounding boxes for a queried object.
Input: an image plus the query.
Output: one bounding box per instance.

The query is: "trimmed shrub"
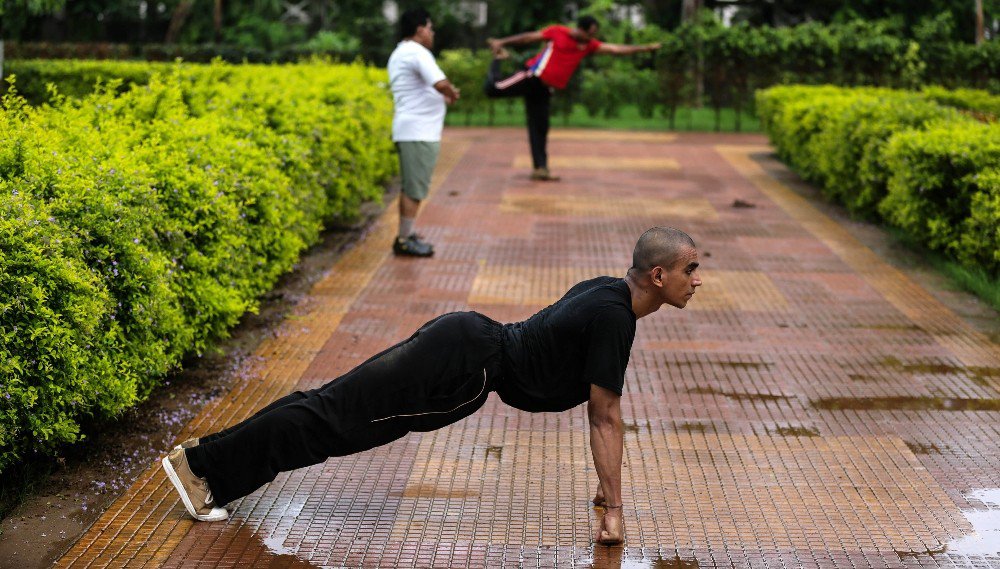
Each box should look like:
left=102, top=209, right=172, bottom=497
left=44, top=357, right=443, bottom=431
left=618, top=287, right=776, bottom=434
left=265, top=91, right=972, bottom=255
left=759, top=83, right=1000, bottom=278
left=4, top=59, right=159, bottom=104
left=920, top=86, right=1000, bottom=121
left=879, top=122, right=1000, bottom=274
left=0, top=187, right=125, bottom=460
left=0, top=60, right=396, bottom=473
left=756, top=86, right=859, bottom=181
left=813, top=93, right=964, bottom=216
left=755, top=85, right=849, bottom=156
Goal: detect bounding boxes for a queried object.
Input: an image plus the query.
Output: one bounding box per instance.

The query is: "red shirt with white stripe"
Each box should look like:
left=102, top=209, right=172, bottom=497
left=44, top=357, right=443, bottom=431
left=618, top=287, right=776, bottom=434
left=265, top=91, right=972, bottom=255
left=526, top=25, right=602, bottom=89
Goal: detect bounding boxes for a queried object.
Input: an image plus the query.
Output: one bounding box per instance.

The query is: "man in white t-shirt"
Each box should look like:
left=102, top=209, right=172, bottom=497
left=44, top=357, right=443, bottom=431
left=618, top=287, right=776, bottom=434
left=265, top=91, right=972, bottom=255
left=387, top=8, right=460, bottom=257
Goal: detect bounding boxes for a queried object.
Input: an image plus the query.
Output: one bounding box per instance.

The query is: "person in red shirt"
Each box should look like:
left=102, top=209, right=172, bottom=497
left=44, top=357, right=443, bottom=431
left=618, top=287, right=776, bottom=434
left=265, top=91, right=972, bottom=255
left=485, top=16, right=660, bottom=181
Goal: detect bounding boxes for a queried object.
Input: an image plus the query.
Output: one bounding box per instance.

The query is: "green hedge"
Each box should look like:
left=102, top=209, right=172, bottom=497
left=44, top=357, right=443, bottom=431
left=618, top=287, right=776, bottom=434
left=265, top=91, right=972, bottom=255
left=4, top=41, right=360, bottom=66
left=0, top=60, right=396, bottom=473
left=813, top=93, right=963, bottom=215
left=757, top=84, right=999, bottom=276
left=919, top=86, right=1000, bottom=121
left=880, top=123, right=1000, bottom=271
left=4, top=59, right=158, bottom=103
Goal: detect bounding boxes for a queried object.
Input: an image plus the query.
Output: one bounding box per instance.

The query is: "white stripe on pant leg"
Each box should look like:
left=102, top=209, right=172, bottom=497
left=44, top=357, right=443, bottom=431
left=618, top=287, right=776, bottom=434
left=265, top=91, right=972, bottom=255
left=370, top=369, right=489, bottom=423
left=495, top=71, right=528, bottom=90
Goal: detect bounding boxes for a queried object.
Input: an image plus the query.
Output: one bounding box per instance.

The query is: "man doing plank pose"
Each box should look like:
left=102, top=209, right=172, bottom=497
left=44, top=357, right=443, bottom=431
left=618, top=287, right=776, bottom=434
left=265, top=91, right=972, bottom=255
left=161, top=227, right=702, bottom=545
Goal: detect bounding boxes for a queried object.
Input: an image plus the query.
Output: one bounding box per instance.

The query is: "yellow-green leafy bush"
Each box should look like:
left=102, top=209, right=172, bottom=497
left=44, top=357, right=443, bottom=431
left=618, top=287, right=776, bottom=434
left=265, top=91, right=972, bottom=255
left=0, top=60, right=396, bottom=473
left=756, top=86, right=861, bottom=182
left=880, top=123, right=1000, bottom=273
left=757, top=84, right=999, bottom=276
left=4, top=59, right=159, bottom=103
left=920, top=86, right=1000, bottom=121
left=812, top=93, right=964, bottom=216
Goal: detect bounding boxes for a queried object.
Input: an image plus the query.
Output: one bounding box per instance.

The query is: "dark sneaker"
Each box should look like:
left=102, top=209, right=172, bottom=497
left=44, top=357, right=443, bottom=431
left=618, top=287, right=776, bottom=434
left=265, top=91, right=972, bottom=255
left=161, top=448, right=229, bottom=522
left=393, top=234, right=434, bottom=257
left=530, top=167, right=560, bottom=181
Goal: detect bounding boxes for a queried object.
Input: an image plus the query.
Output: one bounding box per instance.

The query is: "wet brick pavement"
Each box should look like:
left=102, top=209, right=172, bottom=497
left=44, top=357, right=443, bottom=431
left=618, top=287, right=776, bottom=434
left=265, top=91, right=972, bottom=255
left=55, top=129, right=1000, bottom=568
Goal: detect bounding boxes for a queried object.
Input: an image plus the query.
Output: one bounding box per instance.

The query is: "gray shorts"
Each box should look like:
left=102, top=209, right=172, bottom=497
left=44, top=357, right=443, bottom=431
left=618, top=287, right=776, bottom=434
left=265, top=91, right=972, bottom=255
left=396, top=141, right=440, bottom=201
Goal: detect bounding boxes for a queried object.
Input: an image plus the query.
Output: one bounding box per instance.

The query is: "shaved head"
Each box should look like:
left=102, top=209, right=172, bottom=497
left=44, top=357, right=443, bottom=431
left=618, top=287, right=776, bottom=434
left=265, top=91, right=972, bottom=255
left=629, top=227, right=696, bottom=273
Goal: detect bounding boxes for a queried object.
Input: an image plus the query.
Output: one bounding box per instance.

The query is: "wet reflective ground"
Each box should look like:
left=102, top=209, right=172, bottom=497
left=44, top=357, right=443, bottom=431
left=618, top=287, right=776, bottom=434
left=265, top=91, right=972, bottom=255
left=56, top=130, right=999, bottom=568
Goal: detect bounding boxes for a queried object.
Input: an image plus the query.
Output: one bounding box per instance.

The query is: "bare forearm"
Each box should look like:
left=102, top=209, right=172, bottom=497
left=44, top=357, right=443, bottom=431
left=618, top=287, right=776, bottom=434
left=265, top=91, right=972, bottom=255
left=599, top=43, right=660, bottom=56
left=589, top=419, right=623, bottom=505
left=620, top=44, right=650, bottom=55
left=493, top=31, right=542, bottom=47
left=434, top=79, right=460, bottom=104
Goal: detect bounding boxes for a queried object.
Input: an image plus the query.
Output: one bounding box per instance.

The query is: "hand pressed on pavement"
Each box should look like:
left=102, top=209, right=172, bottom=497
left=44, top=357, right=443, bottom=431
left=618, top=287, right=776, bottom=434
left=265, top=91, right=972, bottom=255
left=592, top=483, right=606, bottom=506
left=594, top=507, right=624, bottom=545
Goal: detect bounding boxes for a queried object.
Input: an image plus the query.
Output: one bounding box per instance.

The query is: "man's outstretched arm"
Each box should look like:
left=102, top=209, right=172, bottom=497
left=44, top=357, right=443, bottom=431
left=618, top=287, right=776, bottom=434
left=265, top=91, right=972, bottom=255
left=595, top=42, right=661, bottom=56
left=487, top=31, right=546, bottom=52
left=588, top=383, right=624, bottom=544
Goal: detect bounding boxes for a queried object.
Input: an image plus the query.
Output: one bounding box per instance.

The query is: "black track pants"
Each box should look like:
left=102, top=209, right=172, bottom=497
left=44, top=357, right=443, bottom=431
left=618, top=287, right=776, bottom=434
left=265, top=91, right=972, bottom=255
left=186, top=312, right=505, bottom=506
left=483, top=59, right=552, bottom=170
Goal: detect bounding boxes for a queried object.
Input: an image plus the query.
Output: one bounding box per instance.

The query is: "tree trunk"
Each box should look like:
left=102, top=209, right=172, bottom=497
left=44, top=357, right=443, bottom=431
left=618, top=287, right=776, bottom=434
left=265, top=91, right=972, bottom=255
left=682, top=0, right=704, bottom=109
left=974, top=0, right=985, bottom=45
left=681, top=0, right=702, bottom=22
left=214, top=0, right=223, bottom=42
left=165, top=0, right=195, bottom=44
left=694, top=49, right=703, bottom=109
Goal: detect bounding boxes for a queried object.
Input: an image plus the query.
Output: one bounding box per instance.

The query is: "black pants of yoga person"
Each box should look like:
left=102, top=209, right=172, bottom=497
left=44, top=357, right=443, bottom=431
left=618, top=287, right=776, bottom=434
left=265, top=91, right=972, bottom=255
left=483, top=59, right=552, bottom=171
left=185, top=311, right=504, bottom=506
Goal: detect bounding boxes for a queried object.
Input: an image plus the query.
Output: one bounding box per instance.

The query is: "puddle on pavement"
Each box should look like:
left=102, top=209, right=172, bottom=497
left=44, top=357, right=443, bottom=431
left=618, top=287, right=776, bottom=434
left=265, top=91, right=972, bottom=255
left=392, top=483, right=480, bottom=499
left=687, top=386, right=792, bottom=403
left=810, top=396, right=1000, bottom=411
left=582, top=548, right=700, bottom=568
left=485, top=445, right=503, bottom=460
left=714, top=361, right=772, bottom=370
left=896, top=489, right=1000, bottom=558
left=854, top=323, right=923, bottom=331
left=877, top=357, right=1000, bottom=388
left=895, top=545, right=947, bottom=558
left=905, top=441, right=945, bottom=455
left=847, top=358, right=1000, bottom=387
left=676, top=422, right=714, bottom=433
left=848, top=373, right=884, bottom=383
left=215, top=523, right=317, bottom=567
left=623, top=421, right=653, bottom=435
left=949, top=488, right=1000, bottom=555
left=262, top=535, right=298, bottom=557
left=768, top=425, right=819, bottom=437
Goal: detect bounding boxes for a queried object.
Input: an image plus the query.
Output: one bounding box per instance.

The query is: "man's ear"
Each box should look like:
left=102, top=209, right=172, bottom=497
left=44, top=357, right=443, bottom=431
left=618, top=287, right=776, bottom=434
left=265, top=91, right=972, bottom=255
left=651, top=266, right=664, bottom=286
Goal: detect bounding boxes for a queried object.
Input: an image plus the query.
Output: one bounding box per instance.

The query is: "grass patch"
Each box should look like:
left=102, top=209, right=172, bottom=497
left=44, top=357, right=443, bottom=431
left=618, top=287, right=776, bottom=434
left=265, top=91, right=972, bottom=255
left=887, top=228, right=1000, bottom=312
left=930, top=261, right=1000, bottom=312
left=445, top=102, right=761, bottom=132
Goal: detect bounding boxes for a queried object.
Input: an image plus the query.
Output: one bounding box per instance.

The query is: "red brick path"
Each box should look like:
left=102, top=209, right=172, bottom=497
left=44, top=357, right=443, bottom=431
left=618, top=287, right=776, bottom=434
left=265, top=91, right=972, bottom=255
left=56, top=129, right=1000, bottom=568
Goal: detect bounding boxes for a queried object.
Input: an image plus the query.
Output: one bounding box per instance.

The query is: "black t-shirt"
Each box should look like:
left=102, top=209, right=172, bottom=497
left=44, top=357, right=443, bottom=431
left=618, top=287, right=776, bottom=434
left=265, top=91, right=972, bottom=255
left=497, top=276, right=636, bottom=412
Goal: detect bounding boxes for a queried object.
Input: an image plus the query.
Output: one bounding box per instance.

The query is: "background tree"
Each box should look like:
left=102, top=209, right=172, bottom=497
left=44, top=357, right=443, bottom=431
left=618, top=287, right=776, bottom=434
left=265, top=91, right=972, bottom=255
left=976, top=0, right=985, bottom=44
left=1, top=0, right=66, bottom=81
